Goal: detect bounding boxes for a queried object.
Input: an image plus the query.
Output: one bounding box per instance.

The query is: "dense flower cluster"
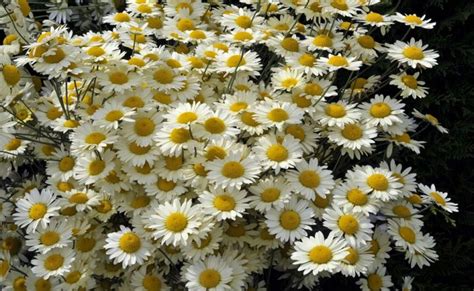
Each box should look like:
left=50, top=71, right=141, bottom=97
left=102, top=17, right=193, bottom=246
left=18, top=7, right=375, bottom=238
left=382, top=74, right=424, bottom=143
left=0, top=0, right=458, bottom=290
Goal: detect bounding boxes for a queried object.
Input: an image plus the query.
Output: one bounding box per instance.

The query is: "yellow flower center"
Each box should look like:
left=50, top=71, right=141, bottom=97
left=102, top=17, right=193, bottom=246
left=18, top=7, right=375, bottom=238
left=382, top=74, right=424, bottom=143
left=281, top=78, right=298, bottom=89
left=0, top=259, right=10, bottom=277
left=199, top=269, right=221, bottom=288
left=407, top=193, right=423, bottom=205
left=347, top=188, right=368, bottom=205
left=370, top=102, right=392, bottom=118
left=309, top=245, right=333, bottom=264
left=229, top=102, right=248, bottom=112
left=192, top=234, right=212, bottom=249
left=261, top=188, right=281, bottom=202
left=34, top=278, right=51, bottom=291
left=267, top=108, right=289, bottom=122
left=2, top=64, right=21, bottom=86
left=206, top=146, right=226, bottom=161
left=341, top=124, right=363, bottom=140
left=165, top=156, right=183, bottom=170
left=369, top=239, right=380, bottom=255
left=403, top=46, right=424, bottom=60
left=143, top=275, right=162, bottom=291
left=328, top=55, right=348, bottom=67
left=57, top=157, right=74, bottom=173
left=366, top=12, right=384, bottom=23
left=357, top=35, right=375, bottom=49
left=13, top=276, right=26, bottom=291
left=134, top=117, right=155, bottom=136
left=76, top=236, right=96, bottom=252
left=128, top=57, right=145, bottom=67
left=131, top=195, right=150, bottom=209
left=338, top=214, right=359, bottom=234
left=43, top=254, right=64, bottom=271
left=367, top=174, right=389, bottom=191
left=325, top=103, right=347, bottom=118
left=213, top=194, right=236, bottom=211
left=46, top=107, right=63, bottom=120
left=153, top=68, right=175, bottom=84
left=44, top=48, right=66, bottom=64
left=313, top=195, right=330, bottom=208
left=304, top=83, right=323, bottom=96
left=88, top=160, right=105, bottom=176
left=241, top=111, right=260, bottom=126
left=65, top=271, right=82, bottom=284
left=165, top=212, right=188, bottom=232
left=170, top=128, right=191, bottom=143
left=85, top=132, right=106, bottom=145
left=189, top=30, right=206, bottom=40
left=114, top=12, right=130, bottom=22
left=221, top=161, right=244, bottom=178
left=123, top=96, right=144, bottom=108
left=401, top=75, right=418, bottom=89
left=298, top=53, right=315, bottom=67
left=233, top=31, right=253, bottom=42
left=204, top=117, right=226, bottom=134
left=87, top=46, right=105, bottom=57
left=119, top=232, right=141, bottom=253
left=129, top=142, right=151, bottom=155
left=105, top=110, right=123, bottom=122
left=40, top=231, right=60, bottom=246
left=299, top=170, right=320, bottom=189
left=292, top=94, right=312, bottom=108
left=430, top=192, right=446, bottom=206
left=399, top=226, right=416, bottom=244
left=3, top=34, right=18, bottom=45
left=29, top=203, right=47, bottom=220
left=393, top=205, right=411, bottom=218
left=137, top=3, right=152, bottom=13
left=95, top=199, right=112, bottom=213
left=108, top=71, right=128, bottom=85
left=331, top=0, right=348, bottom=11
left=69, top=192, right=88, bottom=204
left=281, top=37, right=299, bottom=52
left=266, top=144, right=288, bottom=162
left=285, top=124, right=305, bottom=140
left=235, top=15, right=252, bottom=28
left=394, top=133, right=411, bottom=143
left=177, top=112, right=198, bottom=125
left=367, top=273, right=383, bottom=291
left=194, top=163, right=208, bottom=176
left=309, top=2, right=322, bottom=12
left=135, top=163, right=153, bottom=174
left=404, top=14, right=423, bottom=25
left=226, top=55, right=246, bottom=67
left=166, top=59, right=181, bottom=69
left=344, top=247, right=359, bottom=265
left=4, top=138, right=22, bottom=151
left=313, top=34, right=333, bottom=48
left=279, top=210, right=301, bottom=230
left=157, top=178, right=176, bottom=192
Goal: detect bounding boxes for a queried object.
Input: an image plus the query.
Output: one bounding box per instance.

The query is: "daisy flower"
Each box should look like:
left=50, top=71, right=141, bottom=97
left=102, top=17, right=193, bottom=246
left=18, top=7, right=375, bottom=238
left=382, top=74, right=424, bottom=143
left=182, top=255, right=234, bottom=291
left=360, top=94, right=405, bottom=127
left=387, top=219, right=427, bottom=254
left=97, top=63, right=141, bottom=93
left=318, top=54, right=363, bottom=71
left=62, top=188, right=100, bottom=212
left=155, top=125, right=199, bottom=156
left=356, top=265, right=393, bottom=291
left=31, top=248, right=75, bottom=279
left=254, top=101, right=304, bottom=130
left=199, top=186, right=250, bottom=221
left=412, top=109, right=448, bottom=133
left=148, top=64, right=186, bottom=92
left=418, top=184, right=458, bottom=213
left=163, top=102, right=212, bottom=127
left=193, top=110, right=240, bottom=141
left=25, top=219, right=72, bottom=254
left=130, top=265, right=169, bottom=291
left=304, top=31, right=345, bottom=52
left=267, top=34, right=305, bottom=57
left=253, top=134, right=303, bottom=174
left=248, top=177, right=292, bottom=213
left=291, top=231, right=349, bottom=276
left=380, top=159, right=417, bottom=196
left=104, top=226, right=152, bottom=268
left=354, top=166, right=403, bottom=201
left=390, top=72, right=428, bottom=99
left=356, top=11, right=393, bottom=28
left=122, top=110, right=163, bottom=147
left=317, top=101, right=362, bottom=128
left=115, top=139, right=160, bottom=167
left=216, top=50, right=262, bottom=76
left=321, top=0, right=360, bottom=17
left=339, top=243, right=374, bottom=277
left=271, top=69, right=304, bottom=91
left=13, top=188, right=61, bottom=233
left=265, top=197, right=316, bottom=243
left=91, top=101, right=135, bottom=129
left=146, top=199, right=202, bottom=246
left=333, top=181, right=381, bottom=215
left=287, top=158, right=335, bottom=200
left=328, top=122, right=377, bottom=156
left=323, top=207, right=373, bottom=246
left=70, top=122, right=118, bottom=154
left=393, top=13, right=436, bottom=29
left=220, top=7, right=263, bottom=30
left=236, top=110, right=267, bottom=135
left=206, top=151, right=261, bottom=189
left=74, top=151, right=115, bottom=185
left=282, top=123, right=319, bottom=154
left=386, top=38, right=439, bottom=68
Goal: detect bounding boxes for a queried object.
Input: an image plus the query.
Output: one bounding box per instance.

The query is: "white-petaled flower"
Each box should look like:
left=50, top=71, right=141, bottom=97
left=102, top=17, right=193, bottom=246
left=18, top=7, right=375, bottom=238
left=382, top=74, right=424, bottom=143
left=271, top=68, right=304, bottom=91
left=248, top=176, right=292, bottom=213
left=25, top=219, right=72, bottom=254
left=182, top=254, right=234, bottom=291
left=349, top=34, right=383, bottom=58
left=356, top=11, right=393, bottom=28
left=321, top=0, right=360, bottom=17
left=265, top=197, right=316, bottom=243
left=418, top=183, right=458, bottom=213
left=404, top=234, right=439, bottom=268
left=216, top=50, right=262, bottom=76
left=360, top=95, right=405, bottom=127
left=147, top=64, right=186, bottom=91
left=393, top=13, right=436, bottom=29
left=390, top=72, right=428, bottom=99
left=291, top=231, right=349, bottom=276
left=333, top=181, right=381, bottom=215
left=282, top=123, right=319, bottom=154
left=356, top=265, right=393, bottom=291
left=328, top=122, right=377, bottom=157
left=91, top=101, right=135, bottom=129
left=13, top=188, right=61, bottom=233
left=412, top=109, right=448, bottom=134
left=387, top=219, right=427, bottom=254
left=206, top=151, right=261, bottom=189
left=163, top=102, right=212, bottom=127
left=318, top=54, right=362, bottom=71
left=62, top=188, right=100, bottom=212
left=115, top=139, right=160, bottom=167
left=354, top=166, right=403, bottom=201
left=146, top=199, right=202, bottom=246
left=182, top=227, right=223, bottom=261
left=104, top=226, right=152, bottom=268
left=386, top=38, right=439, bottom=68
left=287, top=52, right=327, bottom=76
left=122, top=110, right=163, bottom=147
left=287, top=158, right=335, bottom=200
left=323, top=207, right=373, bottom=246
left=130, top=265, right=170, bottom=291
left=339, top=243, right=374, bottom=277
left=267, top=34, right=305, bottom=57
left=254, top=101, right=304, bottom=130
left=304, top=31, right=345, bottom=52
left=317, top=101, right=361, bottom=128
left=253, top=134, right=303, bottom=174
left=380, top=159, right=417, bottom=196
left=155, top=125, right=199, bottom=157
left=193, top=110, right=240, bottom=141
left=199, top=186, right=250, bottom=221
left=74, top=151, right=115, bottom=185
left=31, top=248, right=75, bottom=279
left=70, top=122, right=118, bottom=154
left=97, top=63, right=141, bottom=93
